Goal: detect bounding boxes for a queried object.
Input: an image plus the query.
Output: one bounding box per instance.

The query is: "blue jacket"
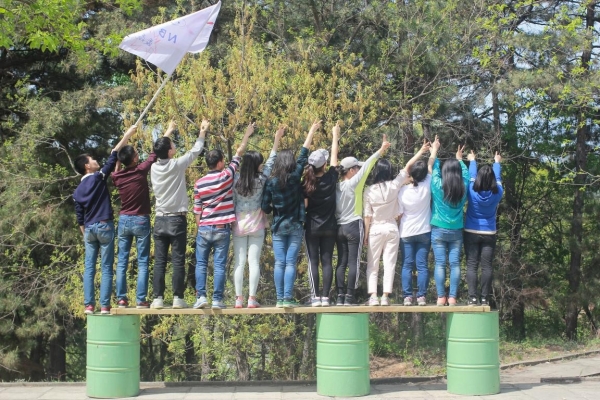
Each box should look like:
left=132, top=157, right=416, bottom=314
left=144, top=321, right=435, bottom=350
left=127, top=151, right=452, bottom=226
left=73, top=151, right=118, bottom=227
left=465, top=161, right=503, bottom=233
left=430, top=159, right=469, bottom=230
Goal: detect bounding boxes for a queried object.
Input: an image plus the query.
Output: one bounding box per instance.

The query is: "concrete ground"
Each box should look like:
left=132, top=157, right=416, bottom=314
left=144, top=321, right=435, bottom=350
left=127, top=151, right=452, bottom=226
left=1, top=355, right=600, bottom=399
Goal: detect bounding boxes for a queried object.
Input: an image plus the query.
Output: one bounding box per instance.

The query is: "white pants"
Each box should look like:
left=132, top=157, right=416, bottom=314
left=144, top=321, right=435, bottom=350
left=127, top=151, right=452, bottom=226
left=366, top=222, right=400, bottom=294
left=232, top=230, right=265, bottom=297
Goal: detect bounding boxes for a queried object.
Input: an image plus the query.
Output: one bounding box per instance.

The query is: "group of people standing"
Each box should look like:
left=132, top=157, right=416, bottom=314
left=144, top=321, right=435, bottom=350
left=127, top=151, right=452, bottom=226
left=73, top=118, right=502, bottom=314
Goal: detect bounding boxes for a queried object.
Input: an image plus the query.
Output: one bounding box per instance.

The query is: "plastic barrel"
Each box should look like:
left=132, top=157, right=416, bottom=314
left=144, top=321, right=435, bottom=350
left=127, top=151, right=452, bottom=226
left=316, top=313, right=370, bottom=397
left=87, top=315, right=140, bottom=398
left=446, top=312, right=500, bottom=395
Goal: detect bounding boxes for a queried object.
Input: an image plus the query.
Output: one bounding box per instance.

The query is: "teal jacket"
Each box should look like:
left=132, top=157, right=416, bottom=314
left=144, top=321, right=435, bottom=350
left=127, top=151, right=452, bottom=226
left=430, top=159, right=469, bottom=230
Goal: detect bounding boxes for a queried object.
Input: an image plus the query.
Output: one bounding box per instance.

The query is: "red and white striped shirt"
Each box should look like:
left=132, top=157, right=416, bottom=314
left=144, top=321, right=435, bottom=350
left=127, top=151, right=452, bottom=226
left=193, top=157, right=240, bottom=226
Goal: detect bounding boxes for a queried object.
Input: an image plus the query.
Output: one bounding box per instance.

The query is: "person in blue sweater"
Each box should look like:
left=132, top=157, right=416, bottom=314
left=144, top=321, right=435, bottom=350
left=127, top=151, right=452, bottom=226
left=74, top=125, right=137, bottom=315
left=465, top=151, right=503, bottom=306
left=430, top=142, right=469, bottom=306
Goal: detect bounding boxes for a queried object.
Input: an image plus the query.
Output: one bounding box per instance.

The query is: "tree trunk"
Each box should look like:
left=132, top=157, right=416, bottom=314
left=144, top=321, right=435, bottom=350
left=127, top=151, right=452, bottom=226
left=565, top=1, right=595, bottom=340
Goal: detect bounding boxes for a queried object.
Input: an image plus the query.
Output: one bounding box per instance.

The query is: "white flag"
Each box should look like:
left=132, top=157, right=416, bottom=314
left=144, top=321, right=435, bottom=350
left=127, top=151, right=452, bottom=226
left=119, top=1, right=221, bottom=75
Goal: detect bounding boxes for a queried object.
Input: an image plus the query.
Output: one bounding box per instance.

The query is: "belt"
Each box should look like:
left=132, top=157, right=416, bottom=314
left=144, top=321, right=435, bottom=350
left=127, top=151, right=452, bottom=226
left=156, top=211, right=187, bottom=216
left=213, top=224, right=230, bottom=229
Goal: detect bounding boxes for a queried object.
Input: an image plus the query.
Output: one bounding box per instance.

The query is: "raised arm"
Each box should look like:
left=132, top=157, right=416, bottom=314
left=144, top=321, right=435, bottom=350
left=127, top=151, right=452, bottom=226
left=404, top=139, right=430, bottom=172
left=303, top=119, right=321, bottom=149
left=235, top=122, right=256, bottom=158
left=175, top=119, right=208, bottom=169
left=348, top=134, right=391, bottom=188
left=428, top=135, right=440, bottom=174
left=468, top=150, right=477, bottom=181
left=164, top=119, right=176, bottom=138
left=263, top=126, right=285, bottom=178
left=494, top=152, right=502, bottom=183
left=111, top=125, right=137, bottom=153
left=331, top=122, right=340, bottom=167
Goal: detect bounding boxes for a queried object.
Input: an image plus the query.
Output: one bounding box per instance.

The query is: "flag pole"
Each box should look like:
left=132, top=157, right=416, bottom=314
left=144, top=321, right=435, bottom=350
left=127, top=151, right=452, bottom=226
left=134, top=73, right=172, bottom=127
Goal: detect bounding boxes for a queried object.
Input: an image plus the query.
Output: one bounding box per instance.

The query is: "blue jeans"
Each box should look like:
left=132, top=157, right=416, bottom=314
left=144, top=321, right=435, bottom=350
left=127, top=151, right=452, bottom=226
left=431, top=227, right=463, bottom=298
left=116, top=215, right=151, bottom=303
left=83, top=221, right=115, bottom=307
left=195, top=225, right=231, bottom=301
left=401, top=232, right=431, bottom=298
left=272, top=227, right=303, bottom=300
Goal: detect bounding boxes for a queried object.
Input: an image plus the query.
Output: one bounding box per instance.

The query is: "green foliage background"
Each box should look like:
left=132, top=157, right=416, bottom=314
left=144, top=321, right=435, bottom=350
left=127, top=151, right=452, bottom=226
left=1, top=0, right=599, bottom=382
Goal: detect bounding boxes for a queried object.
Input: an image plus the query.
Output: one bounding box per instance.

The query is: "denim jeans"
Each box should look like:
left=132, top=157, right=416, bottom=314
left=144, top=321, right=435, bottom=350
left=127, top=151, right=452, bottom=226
left=401, top=232, right=431, bottom=298
left=431, top=226, right=463, bottom=298
left=83, top=221, right=115, bottom=307
left=195, top=225, right=231, bottom=301
left=464, top=231, right=497, bottom=298
left=153, top=215, right=187, bottom=298
left=272, top=226, right=303, bottom=300
left=116, top=215, right=151, bottom=303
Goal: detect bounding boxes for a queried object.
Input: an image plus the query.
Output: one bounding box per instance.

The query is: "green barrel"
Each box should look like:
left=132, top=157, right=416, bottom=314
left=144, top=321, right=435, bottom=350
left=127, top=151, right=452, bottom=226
left=316, top=313, right=370, bottom=397
left=446, top=312, right=500, bottom=395
left=87, top=315, right=140, bottom=398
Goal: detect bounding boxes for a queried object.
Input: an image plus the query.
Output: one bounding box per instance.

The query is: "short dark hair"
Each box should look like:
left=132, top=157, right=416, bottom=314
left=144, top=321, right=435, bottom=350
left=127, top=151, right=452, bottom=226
left=206, top=149, right=224, bottom=169
left=118, top=145, right=136, bottom=167
left=154, top=137, right=172, bottom=159
left=75, top=154, right=90, bottom=175
left=409, top=160, right=428, bottom=186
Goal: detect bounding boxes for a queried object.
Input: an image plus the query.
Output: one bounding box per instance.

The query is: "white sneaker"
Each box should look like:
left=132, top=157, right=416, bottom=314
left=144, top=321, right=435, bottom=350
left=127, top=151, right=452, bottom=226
left=380, top=296, right=390, bottom=306
left=368, top=296, right=380, bottom=306
left=311, top=297, right=322, bottom=307
left=172, top=296, right=188, bottom=309
left=150, top=297, right=164, bottom=309
left=193, top=296, right=208, bottom=309
left=321, top=297, right=330, bottom=307
left=404, top=296, right=413, bottom=306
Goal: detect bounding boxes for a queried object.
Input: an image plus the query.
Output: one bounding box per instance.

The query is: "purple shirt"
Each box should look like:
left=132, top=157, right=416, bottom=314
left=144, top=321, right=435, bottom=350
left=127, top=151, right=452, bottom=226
left=112, top=153, right=157, bottom=215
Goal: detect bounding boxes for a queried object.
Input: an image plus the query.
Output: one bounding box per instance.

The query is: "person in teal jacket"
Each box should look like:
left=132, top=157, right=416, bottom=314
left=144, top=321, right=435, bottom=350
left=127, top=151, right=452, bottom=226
left=430, top=142, right=469, bottom=306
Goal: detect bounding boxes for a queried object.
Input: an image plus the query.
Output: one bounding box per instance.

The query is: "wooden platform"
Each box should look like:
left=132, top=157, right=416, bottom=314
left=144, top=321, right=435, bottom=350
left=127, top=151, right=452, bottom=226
left=110, top=304, right=490, bottom=315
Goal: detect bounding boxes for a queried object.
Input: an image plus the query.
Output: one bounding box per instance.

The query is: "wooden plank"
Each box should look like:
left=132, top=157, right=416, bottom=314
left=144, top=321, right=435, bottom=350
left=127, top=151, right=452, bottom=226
left=110, top=305, right=490, bottom=315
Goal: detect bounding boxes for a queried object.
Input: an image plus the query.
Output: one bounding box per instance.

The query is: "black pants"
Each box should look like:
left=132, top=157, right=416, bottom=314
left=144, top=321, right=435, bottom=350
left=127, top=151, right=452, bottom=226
left=153, top=215, right=187, bottom=298
left=305, top=228, right=337, bottom=298
left=335, top=220, right=364, bottom=297
left=464, top=231, right=497, bottom=298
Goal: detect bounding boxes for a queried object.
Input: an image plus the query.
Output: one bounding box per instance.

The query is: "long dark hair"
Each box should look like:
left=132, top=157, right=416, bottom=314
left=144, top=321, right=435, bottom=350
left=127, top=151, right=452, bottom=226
left=270, top=149, right=296, bottom=188
left=369, top=159, right=393, bottom=185
left=235, top=150, right=264, bottom=196
left=303, top=164, right=324, bottom=196
left=441, top=159, right=465, bottom=206
left=409, top=160, right=428, bottom=187
left=473, top=164, right=499, bottom=194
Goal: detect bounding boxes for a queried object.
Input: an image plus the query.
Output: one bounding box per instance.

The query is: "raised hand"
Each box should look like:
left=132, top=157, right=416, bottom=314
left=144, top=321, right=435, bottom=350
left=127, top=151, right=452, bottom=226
left=310, top=119, right=322, bottom=134
left=380, top=134, right=391, bottom=153
left=332, top=121, right=341, bottom=138
left=467, top=150, right=475, bottom=161
left=431, top=135, right=441, bottom=152
left=200, top=119, right=210, bottom=132
left=456, top=144, right=465, bottom=160
left=125, top=125, right=138, bottom=136
left=275, top=125, right=286, bottom=141
left=245, top=121, right=257, bottom=137
left=419, top=138, right=431, bottom=154
left=494, top=151, right=502, bottom=163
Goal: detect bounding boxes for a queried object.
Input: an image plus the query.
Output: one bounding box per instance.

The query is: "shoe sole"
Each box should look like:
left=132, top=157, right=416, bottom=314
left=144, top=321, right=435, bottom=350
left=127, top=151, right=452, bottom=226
left=193, top=303, right=208, bottom=309
left=118, top=305, right=128, bottom=308
left=212, top=306, right=226, bottom=309
left=136, top=306, right=150, bottom=309
left=172, top=305, right=187, bottom=309
left=247, top=304, right=260, bottom=308
left=84, top=311, right=94, bottom=315
left=321, top=304, right=330, bottom=307
left=151, top=305, right=164, bottom=309
left=234, top=305, right=243, bottom=309
left=311, top=304, right=321, bottom=307
left=100, top=311, right=111, bottom=315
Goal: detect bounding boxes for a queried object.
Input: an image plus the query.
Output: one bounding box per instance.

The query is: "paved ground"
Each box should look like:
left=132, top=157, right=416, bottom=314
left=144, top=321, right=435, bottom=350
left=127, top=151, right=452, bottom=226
left=1, top=355, right=600, bottom=399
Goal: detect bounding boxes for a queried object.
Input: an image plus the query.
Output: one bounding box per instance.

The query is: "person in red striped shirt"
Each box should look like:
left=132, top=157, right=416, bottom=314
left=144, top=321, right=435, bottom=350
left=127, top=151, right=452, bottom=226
left=192, top=122, right=255, bottom=309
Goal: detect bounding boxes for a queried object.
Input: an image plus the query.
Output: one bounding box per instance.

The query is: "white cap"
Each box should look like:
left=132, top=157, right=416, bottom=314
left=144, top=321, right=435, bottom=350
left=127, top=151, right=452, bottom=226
left=308, top=149, right=329, bottom=168
left=340, top=156, right=364, bottom=170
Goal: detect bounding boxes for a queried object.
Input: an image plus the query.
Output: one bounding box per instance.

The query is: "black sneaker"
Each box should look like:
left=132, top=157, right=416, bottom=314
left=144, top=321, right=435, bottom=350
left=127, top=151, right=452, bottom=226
left=480, top=297, right=489, bottom=307
left=467, top=297, right=478, bottom=306
left=336, top=294, right=345, bottom=306
left=344, top=294, right=357, bottom=306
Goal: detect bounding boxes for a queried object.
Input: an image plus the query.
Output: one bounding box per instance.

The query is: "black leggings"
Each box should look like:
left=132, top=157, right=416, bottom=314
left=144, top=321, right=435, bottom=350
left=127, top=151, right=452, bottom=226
left=464, top=231, right=497, bottom=298
left=335, top=219, right=364, bottom=296
left=305, top=229, right=337, bottom=298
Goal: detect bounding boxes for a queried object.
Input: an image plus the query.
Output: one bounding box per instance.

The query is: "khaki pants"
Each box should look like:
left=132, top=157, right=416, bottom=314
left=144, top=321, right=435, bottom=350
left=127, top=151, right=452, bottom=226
left=366, top=222, right=400, bottom=294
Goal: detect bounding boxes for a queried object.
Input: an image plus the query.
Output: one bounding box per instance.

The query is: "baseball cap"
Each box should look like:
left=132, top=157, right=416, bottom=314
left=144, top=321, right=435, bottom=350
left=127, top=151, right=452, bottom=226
left=340, top=156, right=364, bottom=170
left=308, top=149, right=329, bottom=168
